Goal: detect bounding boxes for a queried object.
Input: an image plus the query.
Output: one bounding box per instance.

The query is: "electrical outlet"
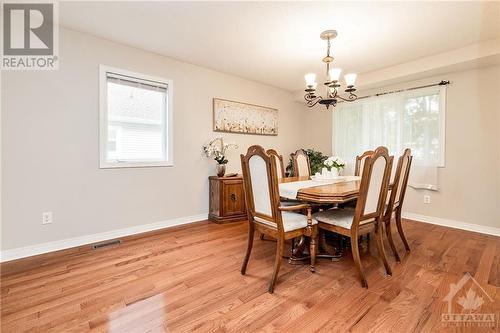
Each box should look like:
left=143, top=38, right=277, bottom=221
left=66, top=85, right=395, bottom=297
left=424, top=195, right=431, bottom=204
left=42, top=212, right=53, bottom=224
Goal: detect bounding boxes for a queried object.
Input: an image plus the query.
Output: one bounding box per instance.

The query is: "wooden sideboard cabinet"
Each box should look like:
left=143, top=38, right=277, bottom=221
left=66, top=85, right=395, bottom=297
left=209, top=175, right=247, bottom=223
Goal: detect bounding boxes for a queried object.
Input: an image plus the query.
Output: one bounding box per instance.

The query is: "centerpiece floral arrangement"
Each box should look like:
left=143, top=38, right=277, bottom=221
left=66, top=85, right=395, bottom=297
left=324, top=156, right=346, bottom=177
left=203, top=136, right=238, bottom=177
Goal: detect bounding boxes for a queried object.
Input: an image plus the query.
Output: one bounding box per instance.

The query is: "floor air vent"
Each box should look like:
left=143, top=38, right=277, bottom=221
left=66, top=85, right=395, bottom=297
left=92, top=239, right=121, bottom=250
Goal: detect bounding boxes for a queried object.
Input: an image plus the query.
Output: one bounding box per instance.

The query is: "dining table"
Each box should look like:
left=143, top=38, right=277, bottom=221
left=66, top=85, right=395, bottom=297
left=279, top=175, right=362, bottom=204
left=278, top=175, right=363, bottom=262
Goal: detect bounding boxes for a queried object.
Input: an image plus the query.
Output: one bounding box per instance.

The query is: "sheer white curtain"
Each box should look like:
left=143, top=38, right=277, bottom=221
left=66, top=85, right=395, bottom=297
left=333, top=85, right=446, bottom=189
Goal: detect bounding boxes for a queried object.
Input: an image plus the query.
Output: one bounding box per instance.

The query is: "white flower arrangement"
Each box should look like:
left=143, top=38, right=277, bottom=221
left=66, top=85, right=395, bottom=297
left=203, top=136, right=238, bottom=165
left=324, top=156, right=345, bottom=171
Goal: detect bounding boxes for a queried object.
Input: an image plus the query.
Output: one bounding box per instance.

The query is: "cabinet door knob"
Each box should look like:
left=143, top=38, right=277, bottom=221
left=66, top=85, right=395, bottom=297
left=230, top=193, right=237, bottom=202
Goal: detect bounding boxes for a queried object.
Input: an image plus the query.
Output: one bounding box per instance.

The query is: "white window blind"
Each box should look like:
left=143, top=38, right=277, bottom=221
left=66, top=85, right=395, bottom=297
left=99, top=66, right=173, bottom=168
left=333, top=85, right=446, bottom=189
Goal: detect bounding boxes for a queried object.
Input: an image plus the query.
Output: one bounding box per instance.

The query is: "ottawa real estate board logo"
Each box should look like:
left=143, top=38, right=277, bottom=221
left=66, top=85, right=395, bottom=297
left=442, top=272, right=496, bottom=328
left=1, top=1, right=59, bottom=70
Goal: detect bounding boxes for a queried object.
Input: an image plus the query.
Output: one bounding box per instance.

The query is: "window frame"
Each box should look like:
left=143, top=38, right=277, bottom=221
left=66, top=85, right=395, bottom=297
left=99, top=65, right=174, bottom=169
left=332, top=84, right=446, bottom=168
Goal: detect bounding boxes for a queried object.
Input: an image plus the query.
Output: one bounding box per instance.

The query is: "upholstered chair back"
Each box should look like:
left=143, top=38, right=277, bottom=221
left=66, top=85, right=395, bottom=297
left=291, top=149, right=311, bottom=177
left=249, top=154, right=273, bottom=216
left=241, top=145, right=281, bottom=227
left=355, top=147, right=393, bottom=223
left=355, top=150, right=374, bottom=177
left=266, top=149, right=285, bottom=179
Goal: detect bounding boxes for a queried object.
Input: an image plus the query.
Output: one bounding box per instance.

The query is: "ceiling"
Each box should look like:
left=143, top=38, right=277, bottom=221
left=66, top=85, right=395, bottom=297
left=60, top=1, right=500, bottom=91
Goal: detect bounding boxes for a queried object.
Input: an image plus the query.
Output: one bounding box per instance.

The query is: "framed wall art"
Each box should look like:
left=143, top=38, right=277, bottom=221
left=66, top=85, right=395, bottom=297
left=213, top=98, right=278, bottom=136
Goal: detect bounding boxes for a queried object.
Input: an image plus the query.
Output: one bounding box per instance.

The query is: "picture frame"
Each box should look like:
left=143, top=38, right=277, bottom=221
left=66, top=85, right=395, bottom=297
left=213, top=98, right=278, bottom=136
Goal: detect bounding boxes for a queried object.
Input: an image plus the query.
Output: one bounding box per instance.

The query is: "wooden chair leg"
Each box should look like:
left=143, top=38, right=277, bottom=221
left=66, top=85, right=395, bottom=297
left=241, top=222, right=255, bottom=275
left=350, top=235, right=368, bottom=288
left=309, top=230, right=318, bottom=273
left=375, top=222, right=392, bottom=276
left=268, top=238, right=284, bottom=293
left=385, top=218, right=401, bottom=262
left=396, top=209, right=410, bottom=252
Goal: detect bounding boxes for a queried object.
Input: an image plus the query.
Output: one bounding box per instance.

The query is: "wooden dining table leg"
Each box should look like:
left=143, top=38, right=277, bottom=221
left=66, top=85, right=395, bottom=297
left=288, top=225, right=346, bottom=264
left=319, top=230, right=342, bottom=257
left=292, top=235, right=306, bottom=257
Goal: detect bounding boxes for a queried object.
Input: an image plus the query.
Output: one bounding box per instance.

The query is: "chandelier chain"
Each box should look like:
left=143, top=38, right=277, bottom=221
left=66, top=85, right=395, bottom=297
left=326, top=38, right=331, bottom=77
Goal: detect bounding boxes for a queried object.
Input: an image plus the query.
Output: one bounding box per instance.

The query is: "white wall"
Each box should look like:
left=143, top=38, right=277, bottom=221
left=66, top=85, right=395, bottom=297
left=301, top=108, right=333, bottom=154
left=2, top=28, right=499, bottom=254
left=1, top=28, right=307, bottom=250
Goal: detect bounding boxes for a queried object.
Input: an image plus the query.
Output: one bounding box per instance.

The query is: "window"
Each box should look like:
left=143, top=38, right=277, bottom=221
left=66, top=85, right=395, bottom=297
left=99, top=66, right=173, bottom=168
left=106, top=126, right=120, bottom=158
left=333, top=85, right=446, bottom=171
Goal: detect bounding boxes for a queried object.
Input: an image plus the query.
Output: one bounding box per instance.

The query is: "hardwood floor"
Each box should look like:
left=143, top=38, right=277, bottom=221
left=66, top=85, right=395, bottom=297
left=1, top=219, right=499, bottom=332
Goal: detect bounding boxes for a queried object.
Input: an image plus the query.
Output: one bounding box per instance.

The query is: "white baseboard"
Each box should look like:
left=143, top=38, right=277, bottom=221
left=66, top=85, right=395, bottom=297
left=402, top=212, right=500, bottom=237
left=0, top=213, right=208, bottom=263
left=2, top=211, right=497, bottom=263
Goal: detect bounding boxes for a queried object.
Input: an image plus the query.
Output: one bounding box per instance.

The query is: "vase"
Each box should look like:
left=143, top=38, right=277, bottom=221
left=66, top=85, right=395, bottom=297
left=216, top=164, right=226, bottom=177
left=331, top=168, right=339, bottom=178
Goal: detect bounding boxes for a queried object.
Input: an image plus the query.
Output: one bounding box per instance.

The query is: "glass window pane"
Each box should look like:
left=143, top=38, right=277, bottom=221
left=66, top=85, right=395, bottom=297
left=106, top=77, right=166, bottom=162
left=403, top=94, right=441, bottom=165
left=334, top=88, right=443, bottom=167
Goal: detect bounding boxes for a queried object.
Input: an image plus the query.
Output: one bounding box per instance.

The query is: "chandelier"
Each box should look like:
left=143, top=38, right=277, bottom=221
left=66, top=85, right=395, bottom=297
left=304, top=30, right=358, bottom=109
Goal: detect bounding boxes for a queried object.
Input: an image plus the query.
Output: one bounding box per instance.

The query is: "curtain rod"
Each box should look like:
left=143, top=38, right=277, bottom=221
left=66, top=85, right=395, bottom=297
left=354, top=80, right=450, bottom=101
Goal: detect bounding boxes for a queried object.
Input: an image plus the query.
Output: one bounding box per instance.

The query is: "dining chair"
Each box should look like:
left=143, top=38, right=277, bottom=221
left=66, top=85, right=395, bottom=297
left=313, top=146, right=393, bottom=288
left=383, top=148, right=413, bottom=262
left=240, top=145, right=318, bottom=293
left=291, top=149, right=311, bottom=177
left=258, top=149, right=295, bottom=241
left=355, top=150, right=374, bottom=176
left=342, top=150, right=374, bottom=210
left=266, top=149, right=286, bottom=179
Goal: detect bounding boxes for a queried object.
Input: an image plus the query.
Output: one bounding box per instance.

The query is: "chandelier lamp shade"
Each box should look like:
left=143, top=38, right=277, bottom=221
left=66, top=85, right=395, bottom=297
left=304, top=30, right=358, bottom=109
